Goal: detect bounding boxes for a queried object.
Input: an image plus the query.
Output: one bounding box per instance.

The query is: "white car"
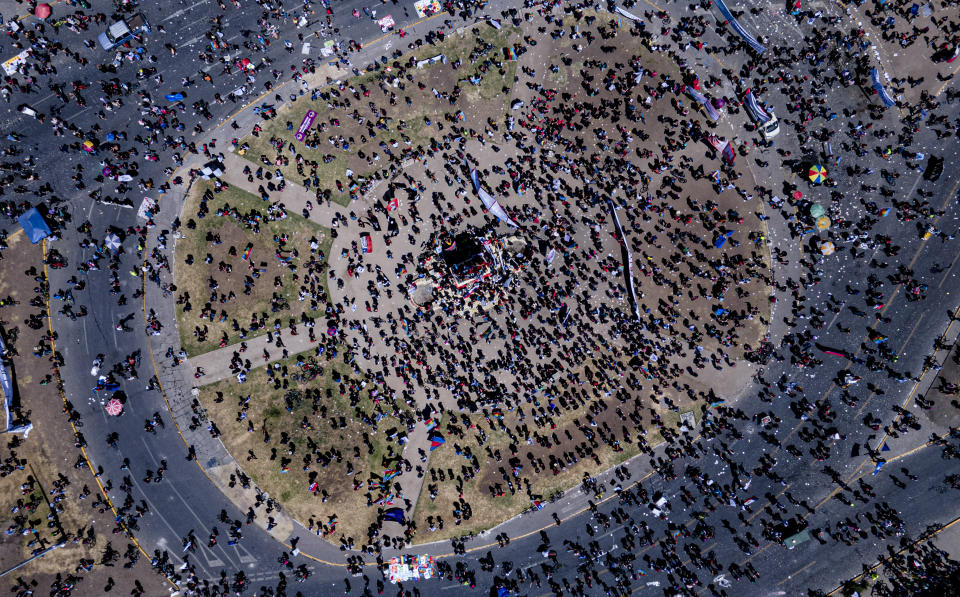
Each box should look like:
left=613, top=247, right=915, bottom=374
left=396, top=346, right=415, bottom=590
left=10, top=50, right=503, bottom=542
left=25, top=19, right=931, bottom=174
left=759, top=113, right=780, bottom=140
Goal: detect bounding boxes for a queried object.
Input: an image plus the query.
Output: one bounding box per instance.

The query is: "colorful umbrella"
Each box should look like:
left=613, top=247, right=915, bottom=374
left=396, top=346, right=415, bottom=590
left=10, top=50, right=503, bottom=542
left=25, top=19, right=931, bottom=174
left=808, top=165, right=827, bottom=184
left=820, top=241, right=835, bottom=255
left=105, top=398, right=123, bottom=416
left=808, top=203, right=825, bottom=218
left=82, top=140, right=96, bottom=153
left=104, top=232, right=121, bottom=252
left=792, top=190, right=803, bottom=201
left=816, top=216, right=831, bottom=230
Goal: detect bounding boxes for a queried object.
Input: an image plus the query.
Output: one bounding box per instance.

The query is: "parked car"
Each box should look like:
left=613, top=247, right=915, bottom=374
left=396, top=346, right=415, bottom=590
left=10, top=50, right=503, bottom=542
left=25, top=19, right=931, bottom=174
left=97, top=13, right=150, bottom=50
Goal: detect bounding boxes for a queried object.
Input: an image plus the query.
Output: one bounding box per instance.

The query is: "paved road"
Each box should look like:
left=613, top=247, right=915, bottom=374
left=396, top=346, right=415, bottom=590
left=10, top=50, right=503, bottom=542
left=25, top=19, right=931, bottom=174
left=13, top=0, right=473, bottom=592
left=6, top=0, right=960, bottom=594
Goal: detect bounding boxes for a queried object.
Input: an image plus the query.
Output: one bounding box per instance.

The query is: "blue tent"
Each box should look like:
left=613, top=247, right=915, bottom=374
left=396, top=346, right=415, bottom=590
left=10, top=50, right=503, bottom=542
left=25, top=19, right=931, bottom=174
left=17, top=208, right=51, bottom=244
left=383, top=507, right=405, bottom=524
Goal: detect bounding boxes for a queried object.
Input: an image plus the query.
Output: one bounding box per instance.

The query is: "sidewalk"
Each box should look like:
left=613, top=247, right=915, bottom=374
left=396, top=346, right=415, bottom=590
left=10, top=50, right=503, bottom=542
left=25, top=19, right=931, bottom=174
left=219, top=151, right=348, bottom=226
left=187, top=325, right=316, bottom=387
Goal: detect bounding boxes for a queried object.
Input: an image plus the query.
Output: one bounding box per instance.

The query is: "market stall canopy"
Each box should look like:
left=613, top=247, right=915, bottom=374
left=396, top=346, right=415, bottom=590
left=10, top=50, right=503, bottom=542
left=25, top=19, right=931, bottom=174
left=17, top=208, right=51, bottom=244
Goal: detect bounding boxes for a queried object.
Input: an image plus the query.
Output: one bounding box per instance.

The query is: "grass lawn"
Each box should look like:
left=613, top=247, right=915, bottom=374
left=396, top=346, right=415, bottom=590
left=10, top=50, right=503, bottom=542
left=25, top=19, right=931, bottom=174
left=197, top=349, right=412, bottom=545
left=174, top=180, right=332, bottom=357
left=412, top=401, right=682, bottom=544
left=238, top=23, right=520, bottom=206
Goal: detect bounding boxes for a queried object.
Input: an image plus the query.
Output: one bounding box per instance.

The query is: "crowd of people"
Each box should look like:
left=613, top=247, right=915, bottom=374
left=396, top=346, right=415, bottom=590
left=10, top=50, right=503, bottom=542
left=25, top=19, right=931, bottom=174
left=0, top=0, right=958, bottom=592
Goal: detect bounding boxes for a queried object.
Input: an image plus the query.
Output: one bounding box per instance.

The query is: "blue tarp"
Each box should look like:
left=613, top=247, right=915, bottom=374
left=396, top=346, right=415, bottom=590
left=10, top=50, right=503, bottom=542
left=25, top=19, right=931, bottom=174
left=0, top=336, right=13, bottom=430
left=712, top=0, right=767, bottom=54
left=383, top=507, right=405, bottom=524
left=870, top=69, right=897, bottom=108
left=17, top=208, right=51, bottom=244
left=714, top=231, right=734, bottom=248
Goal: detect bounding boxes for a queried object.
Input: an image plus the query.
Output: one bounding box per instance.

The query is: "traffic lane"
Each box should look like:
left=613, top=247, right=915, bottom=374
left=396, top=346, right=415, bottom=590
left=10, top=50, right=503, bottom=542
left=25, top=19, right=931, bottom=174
left=749, top=440, right=960, bottom=596
left=60, top=356, right=285, bottom=583
left=44, top=243, right=263, bottom=581
left=54, top=238, right=347, bottom=588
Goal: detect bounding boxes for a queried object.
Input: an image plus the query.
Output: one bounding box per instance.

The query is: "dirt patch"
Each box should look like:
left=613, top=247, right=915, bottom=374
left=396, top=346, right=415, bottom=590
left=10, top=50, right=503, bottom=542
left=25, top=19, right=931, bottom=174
left=414, top=405, right=685, bottom=542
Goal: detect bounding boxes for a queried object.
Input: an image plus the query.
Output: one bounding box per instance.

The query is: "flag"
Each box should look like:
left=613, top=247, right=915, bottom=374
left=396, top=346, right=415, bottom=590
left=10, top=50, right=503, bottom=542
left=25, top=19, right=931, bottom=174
left=387, top=196, right=400, bottom=211
left=721, top=141, right=736, bottom=165
left=383, top=507, right=405, bottom=524
left=880, top=443, right=890, bottom=452
left=308, top=482, right=319, bottom=493
left=383, top=468, right=400, bottom=481
left=872, top=461, right=885, bottom=476
left=425, top=418, right=438, bottom=431
left=469, top=166, right=521, bottom=227
left=429, top=434, right=445, bottom=450
left=241, top=244, right=253, bottom=260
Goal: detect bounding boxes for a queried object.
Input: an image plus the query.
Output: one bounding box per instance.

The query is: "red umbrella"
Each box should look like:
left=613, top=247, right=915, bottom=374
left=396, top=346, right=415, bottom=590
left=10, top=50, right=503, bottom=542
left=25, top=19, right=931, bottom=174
left=105, top=398, right=124, bottom=416
left=35, top=3, right=51, bottom=19
left=792, top=190, right=803, bottom=201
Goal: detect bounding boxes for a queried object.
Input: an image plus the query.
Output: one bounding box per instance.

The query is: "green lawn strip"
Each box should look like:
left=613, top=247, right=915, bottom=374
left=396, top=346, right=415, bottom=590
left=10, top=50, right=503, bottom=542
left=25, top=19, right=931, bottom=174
left=174, top=180, right=331, bottom=357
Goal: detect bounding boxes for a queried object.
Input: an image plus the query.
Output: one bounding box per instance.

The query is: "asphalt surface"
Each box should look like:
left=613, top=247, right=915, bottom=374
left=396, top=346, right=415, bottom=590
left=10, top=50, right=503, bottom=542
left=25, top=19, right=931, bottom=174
left=3, top=0, right=960, bottom=595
